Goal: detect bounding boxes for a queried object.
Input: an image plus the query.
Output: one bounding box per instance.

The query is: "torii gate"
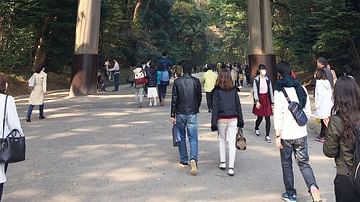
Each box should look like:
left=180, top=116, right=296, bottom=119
left=70, top=0, right=275, bottom=96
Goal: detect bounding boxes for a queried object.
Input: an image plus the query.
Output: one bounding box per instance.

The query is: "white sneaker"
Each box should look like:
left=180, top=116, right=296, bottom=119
left=228, top=168, right=234, bottom=176
left=255, top=130, right=260, bottom=136
left=219, top=162, right=226, bottom=170
left=149, top=102, right=153, bottom=107
left=265, top=136, right=271, bottom=143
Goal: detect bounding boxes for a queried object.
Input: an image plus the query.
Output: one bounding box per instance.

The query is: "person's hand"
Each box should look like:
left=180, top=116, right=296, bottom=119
left=256, top=102, right=261, bottom=109
left=276, top=137, right=283, bottom=149
left=323, top=117, right=330, bottom=127
left=170, top=117, right=176, bottom=124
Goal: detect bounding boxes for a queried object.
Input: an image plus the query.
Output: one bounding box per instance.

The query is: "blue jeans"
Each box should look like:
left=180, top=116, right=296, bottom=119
left=27, top=104, right=44, bottom=118
left=280, top=136, right=318, bottom=195
left=113, top=73, right=120, bottom=91
left=176, top=114, right=199, bottom=164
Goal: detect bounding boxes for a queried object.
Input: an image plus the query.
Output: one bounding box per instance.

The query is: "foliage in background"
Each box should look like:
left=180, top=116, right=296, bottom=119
left=0, top=0, right=359, bottom=79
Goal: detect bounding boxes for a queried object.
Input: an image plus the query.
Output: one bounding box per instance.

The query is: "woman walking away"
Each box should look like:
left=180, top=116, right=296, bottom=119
left=323, top=76, right=360, bottom=201
left=274, top=61, right=321, bottom=202
left=252, top=64, right=274, bottom=143
left=0, top=73, right=24, bottom=200
left=314, top=69, right=333, bottom=143
left=211, top=69, right=244, bottom=176
left=27, top=64, right=47, bottom=122
left=146, top=64, right=159, bottom=107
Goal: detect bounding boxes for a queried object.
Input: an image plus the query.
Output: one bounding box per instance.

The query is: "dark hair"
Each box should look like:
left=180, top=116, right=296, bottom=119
left=215, top=69, right=234, bottom=91
left=315, top=69, right=327, bottom=80
left=157, top=63, right=165, bottom=71
left=182, top=62, right=192, bottom=73
left=332, top=76, right=360, bottom=143
left=317, top=57, right=328, bottom=67
left=35, top=64, right=44, bottom=73
left=161, top=52, right=167, bottom=57
left=258, top=64, right=266, bottom=70
left=0, top=73, right=8, bottom=94
left=276, top=61, right=292, bottom=78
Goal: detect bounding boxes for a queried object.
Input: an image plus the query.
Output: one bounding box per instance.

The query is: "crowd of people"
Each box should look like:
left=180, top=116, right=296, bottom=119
left=170, top=58, right=360, bottom=202
left=0, top=54, right=358, bottom=201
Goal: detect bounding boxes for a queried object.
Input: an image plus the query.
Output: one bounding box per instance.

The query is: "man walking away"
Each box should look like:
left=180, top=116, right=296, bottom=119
left=202, top=65, right=217, bottom=113
left=171, top=62, right=202, bottom=176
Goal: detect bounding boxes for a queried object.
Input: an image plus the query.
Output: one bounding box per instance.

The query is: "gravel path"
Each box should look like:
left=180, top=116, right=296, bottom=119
left=4, top=74, right=336, bottom=202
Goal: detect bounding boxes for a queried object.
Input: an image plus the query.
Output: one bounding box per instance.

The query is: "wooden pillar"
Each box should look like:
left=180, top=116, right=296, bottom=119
left=70, top=0, right=101, bottom=96
left=248, top=0, right=276, bottom=86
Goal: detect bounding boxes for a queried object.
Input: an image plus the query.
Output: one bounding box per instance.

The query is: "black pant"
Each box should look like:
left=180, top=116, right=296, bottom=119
left=206, top=92, right=213, bottom=111
left=255, top=116, right=271, bottom=136
left=334, top=174, right=360, bottom=202
left=319, top=119, right=326, bottom=138
left=0, top=164, right=8, bottom=201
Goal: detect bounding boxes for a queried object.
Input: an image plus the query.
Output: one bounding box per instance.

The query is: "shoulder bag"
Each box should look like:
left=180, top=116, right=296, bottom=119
left=281, top=88, right=308, bottom=126
left=0, top=96, right=26, bottom=163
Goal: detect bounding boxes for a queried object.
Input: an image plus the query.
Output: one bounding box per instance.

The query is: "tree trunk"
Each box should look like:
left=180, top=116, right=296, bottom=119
left=350, top=37, right=360, bottom=69
left=33, top=16, right=51, bottom=70
left=133, top=0, right=142, bottom=22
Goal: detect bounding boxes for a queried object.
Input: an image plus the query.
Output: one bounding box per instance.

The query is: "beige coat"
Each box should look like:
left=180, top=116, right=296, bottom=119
left=29, top=71, right=47, bottom=105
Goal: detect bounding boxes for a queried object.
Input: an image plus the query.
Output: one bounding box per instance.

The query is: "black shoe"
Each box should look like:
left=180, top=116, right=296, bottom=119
left=39, top=116, right=45, bottom=119
left=26, top=118, right=31, bottom=122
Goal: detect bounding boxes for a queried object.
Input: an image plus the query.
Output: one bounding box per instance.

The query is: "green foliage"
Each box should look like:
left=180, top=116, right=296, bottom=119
left=273, top=0, right=360, bottom=74
left=2, top=0, right=358, bottom=79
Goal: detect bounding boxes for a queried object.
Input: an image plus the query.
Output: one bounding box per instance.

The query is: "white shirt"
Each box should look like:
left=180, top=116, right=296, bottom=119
left=0, top=94, right=24, bottom=183
left=259, top=78, right=268, bottom=94
left=108, top=61, right=120, bottom=74
left=273, top=86, right=311, bottom=140
left=314, top=79, right=333, bottom=119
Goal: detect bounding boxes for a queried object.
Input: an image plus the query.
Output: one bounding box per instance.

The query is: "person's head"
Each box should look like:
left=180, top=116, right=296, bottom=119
left=315, top=68, right=327, bottom=80
left=343, top=64, right=353, bottom=77
left=0, top=73, right=8, bottom=94
left=258, top=64, right=267, bottom=77
left=332, top=76, right=360, bottom=143
left=316, top=57, right=328, bottom=68
left=182, top=62, right=192, bottom=74
left=35, top=63, right=44, bottom=73
left=276, top=61, right=292, bottom=79
left=215, top=69, right=234, bottom=91
left=161, top=52, right=167, bottom=58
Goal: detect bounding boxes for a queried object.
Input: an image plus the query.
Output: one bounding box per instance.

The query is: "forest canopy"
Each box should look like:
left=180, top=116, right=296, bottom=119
left=0, top=0, right=359, bottom=76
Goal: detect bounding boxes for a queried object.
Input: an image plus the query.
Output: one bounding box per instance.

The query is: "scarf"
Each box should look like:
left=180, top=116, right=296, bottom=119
left=275, top=75, right=307, bottom=109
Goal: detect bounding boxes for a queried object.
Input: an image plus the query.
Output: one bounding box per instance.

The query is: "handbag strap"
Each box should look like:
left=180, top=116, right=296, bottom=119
left=281, top=88, right=292, bottom=104
left=2, top=95, right=8, bottom=138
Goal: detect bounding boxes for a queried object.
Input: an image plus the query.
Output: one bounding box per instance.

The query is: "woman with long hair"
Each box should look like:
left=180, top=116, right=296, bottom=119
left=323, top=76, right=360, bottom=201
left=211, top=69, right=244, bottom=176
left=314, top=68, right=333, bottom=143
left=0, top=73, right=24, bottom=200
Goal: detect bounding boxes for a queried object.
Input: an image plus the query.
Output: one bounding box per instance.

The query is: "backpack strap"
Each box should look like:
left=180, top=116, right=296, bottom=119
left=280, top=88, right=291, bottom=104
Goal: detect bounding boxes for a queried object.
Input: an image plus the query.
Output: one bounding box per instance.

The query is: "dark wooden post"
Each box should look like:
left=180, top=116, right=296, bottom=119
left=70, top=0, right=101, bottom=96
left=248, top=0, right=276, bottom=86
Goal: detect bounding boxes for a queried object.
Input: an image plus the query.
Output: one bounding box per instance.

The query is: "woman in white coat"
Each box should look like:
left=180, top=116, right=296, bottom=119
left=26, top=64, right=47, bottom=122
left=314, top=68, right=333, bottom=143
left=0, top=73, right=24, bottom=200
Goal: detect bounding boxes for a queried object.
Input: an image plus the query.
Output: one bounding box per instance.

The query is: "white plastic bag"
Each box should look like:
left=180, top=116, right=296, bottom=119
left=28, top=74, right=35, bottom=87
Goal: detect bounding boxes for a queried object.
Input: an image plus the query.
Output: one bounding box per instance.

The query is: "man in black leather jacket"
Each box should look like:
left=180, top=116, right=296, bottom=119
left=170, top=62, right=202, bottom=175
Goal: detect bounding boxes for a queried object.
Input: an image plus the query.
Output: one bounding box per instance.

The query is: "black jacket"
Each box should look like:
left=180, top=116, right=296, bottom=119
left=146, top=68, right=157, bottom=87
left=211, top=87, right=244, bottom=131
left=171, top=73, right=202, bottom=117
